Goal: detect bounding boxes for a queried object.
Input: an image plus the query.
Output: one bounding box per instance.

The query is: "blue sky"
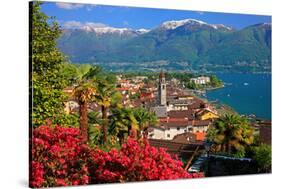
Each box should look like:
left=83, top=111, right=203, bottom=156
left=41, top=2, right=271, bottom=30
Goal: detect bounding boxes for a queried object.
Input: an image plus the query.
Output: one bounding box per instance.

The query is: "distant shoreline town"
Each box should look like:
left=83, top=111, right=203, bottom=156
left=64, top=69, right=270, bottom=142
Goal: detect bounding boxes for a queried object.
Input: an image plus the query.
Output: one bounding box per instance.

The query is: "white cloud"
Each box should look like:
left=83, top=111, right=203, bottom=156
left=55, top=2, right=95, bottom=10
left=55, top=3, right=84, bottom=9
left=84, top=22, right=108, bottom=28
left=62, top=21, right=107, bottom=29
left=63, top=21, right=83, bottom=29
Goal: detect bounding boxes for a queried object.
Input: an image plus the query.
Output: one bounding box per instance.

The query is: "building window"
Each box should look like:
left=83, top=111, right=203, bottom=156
left=167, top=134, right=170, bottom=138
left=162, top=85, right=165, bottom=89
left=188, top=128, right=193, bottom=132
left=177, top=127, right=180, bottom=131
left=168, top=128, right=170, bottom=131
left=184, top=129, right=187, bottom=133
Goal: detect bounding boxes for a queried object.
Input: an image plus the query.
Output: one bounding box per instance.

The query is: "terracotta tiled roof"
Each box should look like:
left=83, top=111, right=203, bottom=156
left=140, top=92, right=153, bottom=98
left=188, top=103, right=202, bottom=110
left=148, top=139, right=204, bottom=158
left=148, top=126, right=166, bottom=131
left=194, top=132, right=206, bottom=141
left=160, top=118, right=188, bottom=122
left=172, top=132, right=197, bottom=143
left=116, top=87, right=129, bottom=91
left=188, top=120, right=211, bottom=127
left=168, top=110, right=195, bottom=119
left=196, top=108, right=218, bottom=116
left=188, top=99, right=206, bottom=110
left=158, top=119, right=210, bottom=128
left=168, top=99, right=191, bottom=105
left=159, top=121, right=189, bottom=128
left=177, top=94, right=193, bottom=98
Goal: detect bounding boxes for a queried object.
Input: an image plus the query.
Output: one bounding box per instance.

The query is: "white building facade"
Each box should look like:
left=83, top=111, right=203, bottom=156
left=190, top=76, right=210, bottom=85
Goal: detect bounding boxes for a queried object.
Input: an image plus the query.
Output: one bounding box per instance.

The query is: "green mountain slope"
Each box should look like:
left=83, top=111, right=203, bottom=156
left=200, top=23, right=271, bottom=65
left=57, top=20, right=271, bottom=72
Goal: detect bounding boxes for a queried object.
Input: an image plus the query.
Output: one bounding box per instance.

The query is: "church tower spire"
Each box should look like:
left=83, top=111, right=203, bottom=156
left=158, top=71, right=167, bottom=106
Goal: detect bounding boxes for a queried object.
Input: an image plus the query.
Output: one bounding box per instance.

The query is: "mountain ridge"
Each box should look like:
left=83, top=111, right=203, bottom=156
left=57, top=18, right=271, bottom=72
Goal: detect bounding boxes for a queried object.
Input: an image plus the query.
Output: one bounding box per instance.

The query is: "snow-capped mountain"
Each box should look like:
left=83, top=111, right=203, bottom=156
left=211, top=24, right=232, bottom=30
left=81, top=25, right=130, bottom=34
left=58, top=19, right=271, bottom=67
left=64, top=18, right=233, bottom=36
left=135, top=28, right=150, bottom=34
left=160, top=18, right=232, bottom=31
left=78, top=24, right=150, bottom=35
left=255, top=23, right=272, bottom=28
left=160, top=19, right=206, bottom=29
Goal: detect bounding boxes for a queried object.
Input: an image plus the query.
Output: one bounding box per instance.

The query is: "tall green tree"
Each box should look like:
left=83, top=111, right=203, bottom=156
left=133, top=108, right=158, bottom=138
left=108, top=108, right=139, bottom=145
left=210, top=75, right=223, bottom=87
left=251, top=144, right=271, bottom=173
left=31, top=1, right=67, bottom=126
left=73, top=66, right=101, bottom=140
left=94, top=77, right=116, bottom=144
left=207, top=114, right=254, bottom=157
left=61, top=63, right=79, bottom=85
left=73, top=83, right=96, bottom=140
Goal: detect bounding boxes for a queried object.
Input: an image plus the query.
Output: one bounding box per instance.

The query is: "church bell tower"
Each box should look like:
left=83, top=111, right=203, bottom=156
left=158, top=71, right=167, bottom=106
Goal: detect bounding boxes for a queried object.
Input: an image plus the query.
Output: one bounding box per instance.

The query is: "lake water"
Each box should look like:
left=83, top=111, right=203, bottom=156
left=206, top=73, right=272, bottom=120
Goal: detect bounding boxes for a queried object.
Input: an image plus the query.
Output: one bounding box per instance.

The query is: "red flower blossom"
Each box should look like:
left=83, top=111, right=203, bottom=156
left=30, top=125, right=203, bottom=188
left=88, top=137, right=202, bottom=183
left=30, top=125, right=90, bottom=187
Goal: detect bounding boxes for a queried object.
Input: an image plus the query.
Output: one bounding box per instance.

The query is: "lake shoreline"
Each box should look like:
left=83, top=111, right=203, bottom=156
left=205, top=73, right=271, bottom=120
left=192, top=88, right=271, bottom=121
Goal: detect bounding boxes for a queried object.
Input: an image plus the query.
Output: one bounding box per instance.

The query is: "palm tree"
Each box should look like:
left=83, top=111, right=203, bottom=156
left=94, top=78, right=116, bottom=144
left=73, top=66, right=101, bottom=140
left=88, top=111, right=102, bottom=125
left=108, top=108, right=139, bottom=145
left=88, top=111, right=103, bottom=145
left=110, top=91, right=123, bottom=109
left=207, top=114, right=254, bottom=156
left=73, top=82, right=96, bottom=140
left=133, top=107, right=158, bottom=138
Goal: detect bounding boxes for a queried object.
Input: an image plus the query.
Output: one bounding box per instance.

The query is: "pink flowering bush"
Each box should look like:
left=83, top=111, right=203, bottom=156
left=30, top=125, right=90, bottom=187
left=88, top=137, right=202, bottom=183
left=30, top=125, right=203, bottom=187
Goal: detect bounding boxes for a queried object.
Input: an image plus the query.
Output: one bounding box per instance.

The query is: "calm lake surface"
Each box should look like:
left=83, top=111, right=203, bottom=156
left=206, top=73, right=272, bottom=120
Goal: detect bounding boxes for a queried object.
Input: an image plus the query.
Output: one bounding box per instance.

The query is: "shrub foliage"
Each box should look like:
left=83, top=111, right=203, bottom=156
left=30, top=125, right=203, bottom=187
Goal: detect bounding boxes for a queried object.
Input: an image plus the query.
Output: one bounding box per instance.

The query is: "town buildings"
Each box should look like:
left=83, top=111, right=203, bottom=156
left=62, top=72, right=219, bottom=143
left=148, top=72, right=218, bottom=142
left=190, top=76, right=210, bottom=85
